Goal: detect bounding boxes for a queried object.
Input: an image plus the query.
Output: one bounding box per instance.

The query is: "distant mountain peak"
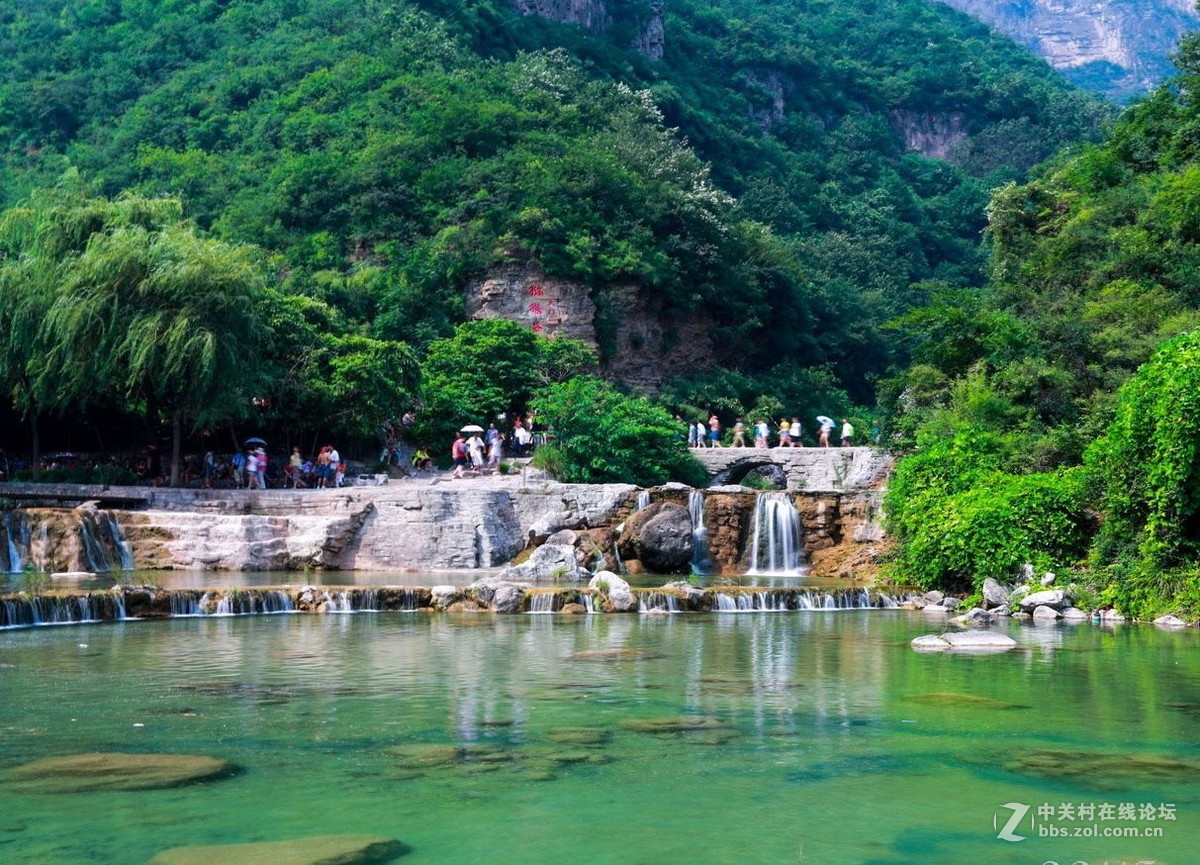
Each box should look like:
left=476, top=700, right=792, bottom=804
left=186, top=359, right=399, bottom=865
left=938, top=0, right=1200, bottom=100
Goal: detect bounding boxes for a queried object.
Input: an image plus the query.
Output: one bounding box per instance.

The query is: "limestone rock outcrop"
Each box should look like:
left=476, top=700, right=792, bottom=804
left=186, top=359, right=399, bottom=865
left=617, top=501, right=693, bottom=574
left=939, top=0, right=1199, bottom=100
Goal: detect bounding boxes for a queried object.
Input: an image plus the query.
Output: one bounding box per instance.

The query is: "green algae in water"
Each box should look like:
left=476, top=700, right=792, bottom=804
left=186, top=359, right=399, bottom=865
left=1, top=612, right=1199, bottom=864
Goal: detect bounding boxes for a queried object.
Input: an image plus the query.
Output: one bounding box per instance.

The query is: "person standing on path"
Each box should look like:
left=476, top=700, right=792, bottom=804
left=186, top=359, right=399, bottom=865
left=840, top=419, right=855, bottom=447
left=708, top=414, right=723, bottom=447
left=777, top=418, right=791, bottom=448
left=818, top=417, right=834, bottom=448
left=731, top=418, right=747, bottom=447
left=789, top=417, right=804, bottom=448
left=754, top=419, right=770, bottom=448
left=451, top=433, right=469, bottom=479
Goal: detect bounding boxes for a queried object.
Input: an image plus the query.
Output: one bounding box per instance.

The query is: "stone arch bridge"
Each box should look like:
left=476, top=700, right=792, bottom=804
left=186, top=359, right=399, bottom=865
left=692, top=446, right=891, bottom=492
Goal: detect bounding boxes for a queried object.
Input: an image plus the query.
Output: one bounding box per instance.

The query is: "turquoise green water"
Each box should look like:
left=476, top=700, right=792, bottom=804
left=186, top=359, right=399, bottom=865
left=1, top=612, right=1197, bottom=864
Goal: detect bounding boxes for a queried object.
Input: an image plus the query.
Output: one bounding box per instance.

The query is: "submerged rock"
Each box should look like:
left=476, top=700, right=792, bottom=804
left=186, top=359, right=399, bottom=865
left=3, top=752, right=234, bottom=793
left=903, top=692, right=1028, bottom=710
left=545, top=727, right=612, bottom=745
left=620, top=716, right=729, bottom=734
left=566, top=647, right=662, bottom=662
left=147, top=834, right=405, bottom=865
left=1006, top=749, right=1199, bottom=791
left=910, top=631, right=1018, bottom=653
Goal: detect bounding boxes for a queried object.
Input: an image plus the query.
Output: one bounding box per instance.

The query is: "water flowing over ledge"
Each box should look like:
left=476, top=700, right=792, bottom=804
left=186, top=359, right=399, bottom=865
left=0, top=584, right=911, bottom=628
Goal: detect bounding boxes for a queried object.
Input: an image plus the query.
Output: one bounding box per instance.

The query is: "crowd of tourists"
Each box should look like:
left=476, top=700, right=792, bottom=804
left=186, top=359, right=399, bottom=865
left=684, top=415, right=856, bottom=449
left=194, top=443, right=347, bottom=489
left=448, top=416, right=537, bottom=479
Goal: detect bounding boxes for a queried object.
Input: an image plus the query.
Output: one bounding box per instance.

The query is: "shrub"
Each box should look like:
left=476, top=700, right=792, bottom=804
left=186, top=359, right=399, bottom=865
left=531, top=376, right=707, bottom=486
left=887, top=468, right=1091, bottom=592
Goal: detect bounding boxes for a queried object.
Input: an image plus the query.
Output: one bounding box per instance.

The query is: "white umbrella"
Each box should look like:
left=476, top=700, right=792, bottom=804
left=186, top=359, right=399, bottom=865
left=460, top=424, right=485, bottom=434
left=816, top=416, right=835, bottom=427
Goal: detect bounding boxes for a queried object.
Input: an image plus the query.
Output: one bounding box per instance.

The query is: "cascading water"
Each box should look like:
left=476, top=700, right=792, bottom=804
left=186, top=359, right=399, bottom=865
left=636, top=490, right=650, bottom=510
left=688, top=491, right=711, bottom=575
left=746, top=493, right=803, bottom=575
left=2, top=511, right=26, bottom=574
left=527, top=592, right=556, bottom=614
left=78, top=510, right=136, bottom=573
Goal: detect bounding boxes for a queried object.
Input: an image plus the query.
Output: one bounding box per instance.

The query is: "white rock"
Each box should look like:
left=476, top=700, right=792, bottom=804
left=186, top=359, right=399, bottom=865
left=1154, top=614, right=1190, bottom=628
left=1060, top=606, right=1090, bottom=620
left=953, top=607, right=994, bottom=626
left=911, top=631, right=1017, bottom=653
left=1032, top=604, right=1062, bottom=620
left=939, top=630, right=1018, bottom=652
left=1040, top=572, right=1056, bottom=586
left=589, top=571, right=637, bottom=612
left=1019, top=589, right=1071, bottom=612
left=911, top=635, right=951, bottom=651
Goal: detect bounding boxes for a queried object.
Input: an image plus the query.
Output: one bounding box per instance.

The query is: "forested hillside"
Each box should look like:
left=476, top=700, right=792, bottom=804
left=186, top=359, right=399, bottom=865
left=882, top=35, right=1200, bottom=617
left=0, top=0, right=1107, bottom=416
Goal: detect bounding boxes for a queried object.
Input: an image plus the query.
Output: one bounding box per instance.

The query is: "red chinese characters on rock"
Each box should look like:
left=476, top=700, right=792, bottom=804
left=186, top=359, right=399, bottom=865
left=527, top=284, right=545, bottom=297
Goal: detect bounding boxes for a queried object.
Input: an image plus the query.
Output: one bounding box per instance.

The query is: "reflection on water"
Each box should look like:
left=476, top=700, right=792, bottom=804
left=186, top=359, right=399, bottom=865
left=0, top=613, right=1197, bottom=864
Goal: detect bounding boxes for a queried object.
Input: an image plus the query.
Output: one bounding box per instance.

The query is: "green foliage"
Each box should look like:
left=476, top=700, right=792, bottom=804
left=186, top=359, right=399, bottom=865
left=415, top=318, right=595, bottom=448
left=0, top=0, right=1109, bottom=419
left=14, top=465, right=138, bottom=486
left=531, top=376, right=707, bottom=486
left=1087, top=331, right=1200, bottom=569
left=888, top=466, right=1090, bottom=592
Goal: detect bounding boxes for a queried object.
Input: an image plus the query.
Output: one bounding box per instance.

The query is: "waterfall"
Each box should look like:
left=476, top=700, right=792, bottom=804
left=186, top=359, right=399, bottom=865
left=527, top=592, right=556, bottom=614
left=747, top=493, right=803, bottom=575
left=688, top=491, right=711, bottom=575
left=3, top=512, right=26, bottom=574
left=77, top=510, right=135, bottom=573
left=170, top=591, right=204, bottom=616
left=636, top=490, right=650, bottom=510
left=637, top=591, right=680, bottom=613
left=582, top=593, right=595, bottom=614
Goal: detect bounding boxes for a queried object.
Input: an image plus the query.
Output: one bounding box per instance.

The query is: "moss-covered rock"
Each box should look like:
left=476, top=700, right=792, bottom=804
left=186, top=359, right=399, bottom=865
left=3, top=752, right=234, bottom=793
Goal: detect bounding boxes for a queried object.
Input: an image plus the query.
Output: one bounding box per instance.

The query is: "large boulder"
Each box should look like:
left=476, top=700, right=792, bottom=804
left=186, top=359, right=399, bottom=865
left=617, top=501, right=693, bottom=574
left=1018, top=589, right=1071, bottom=613
left=3, top=753, right=234, bottom=794
left=148, top=835, right=405, bottom=865
left=497, top=542, right=589, bottom=582
left=466, top=578, right=526, bottom=613
left=911, top=631, right=1018, bottom=653
left=589, top=571, right=638, bottom=612
left=981, top=578, right=1010, bottom=610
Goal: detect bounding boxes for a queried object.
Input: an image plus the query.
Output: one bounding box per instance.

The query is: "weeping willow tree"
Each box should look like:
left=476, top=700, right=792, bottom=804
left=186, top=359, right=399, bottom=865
left=0, top=178, right=186, bottom=476
left=42, top=213, right=266, bottom=486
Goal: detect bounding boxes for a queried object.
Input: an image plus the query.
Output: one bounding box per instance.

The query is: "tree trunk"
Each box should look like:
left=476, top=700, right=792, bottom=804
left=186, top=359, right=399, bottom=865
left=170, top=409, right=183, bottom=488
left=29, top=411, right=41, bottom=481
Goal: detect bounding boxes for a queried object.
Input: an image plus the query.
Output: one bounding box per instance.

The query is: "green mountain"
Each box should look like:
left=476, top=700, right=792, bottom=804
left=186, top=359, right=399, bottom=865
left=0, top=0, right=1107, bottom=432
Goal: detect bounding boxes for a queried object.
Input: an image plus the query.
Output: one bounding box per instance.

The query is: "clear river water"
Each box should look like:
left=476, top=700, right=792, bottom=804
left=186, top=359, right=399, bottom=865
left=1, top=607, right=1197, bottom=864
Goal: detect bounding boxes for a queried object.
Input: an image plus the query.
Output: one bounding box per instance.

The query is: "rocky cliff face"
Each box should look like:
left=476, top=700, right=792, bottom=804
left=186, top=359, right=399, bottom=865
left=465, top=263, right=716, bottom=392
left=513, top=0, right=665, bottom=60
left=939, top=0, right=1199, bottom=100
